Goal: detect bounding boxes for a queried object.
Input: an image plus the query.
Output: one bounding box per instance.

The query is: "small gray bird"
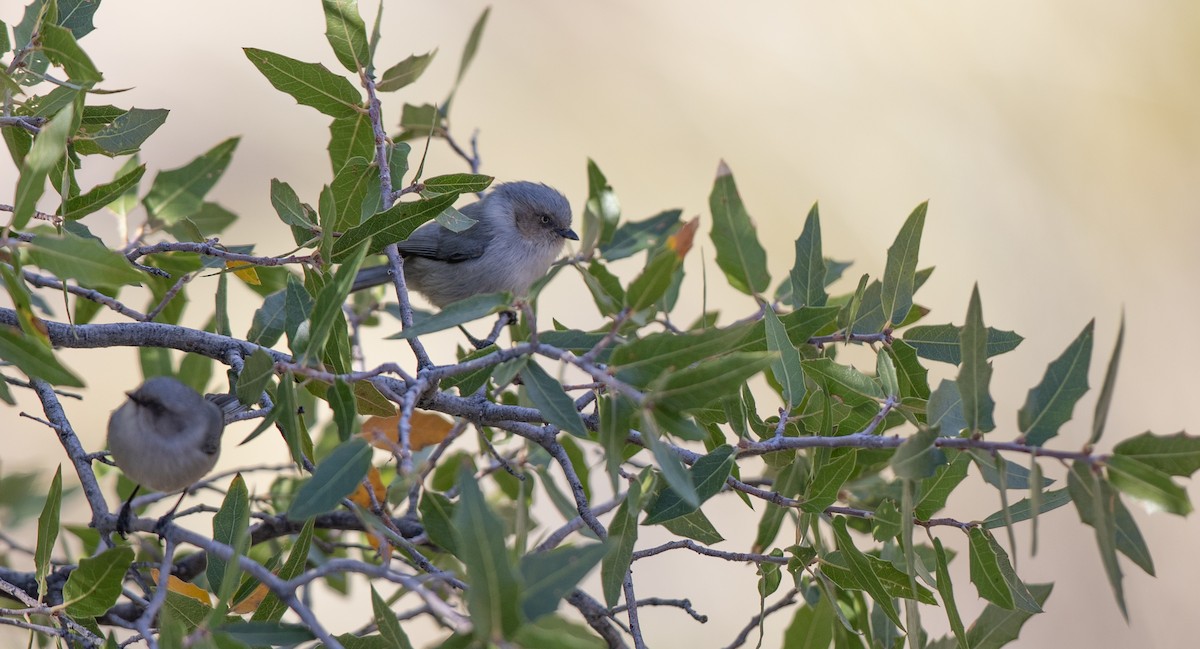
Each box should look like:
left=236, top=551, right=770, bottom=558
left=107, top=376, right=233, bottom=536
left=351, top=181, right=578, bottom=306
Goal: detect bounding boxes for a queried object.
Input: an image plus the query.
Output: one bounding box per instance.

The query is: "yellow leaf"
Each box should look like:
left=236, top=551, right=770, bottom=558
left=226, top=261, right=261, bottom=285
left=361, top=411, right=454, bottom=452
left=150, top=569, right=211, bottom=606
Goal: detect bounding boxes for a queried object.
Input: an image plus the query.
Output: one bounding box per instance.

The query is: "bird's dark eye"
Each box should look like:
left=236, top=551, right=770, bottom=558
left=540, top=214, right=551, bottom=225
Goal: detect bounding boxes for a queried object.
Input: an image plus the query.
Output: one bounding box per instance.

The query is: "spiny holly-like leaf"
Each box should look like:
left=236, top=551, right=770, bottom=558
left=763, top=306, right=806, bottom=408
left=968, top=527, right=1041, bottom=613
left=1105, top=455, right=1191, bottom=516
left=1018, top=320, right=1093, bottom=446
left=1091, top=314, right=1125, bottom=445
left=902, top=323, right=1024, bottom=365
left=322, top=0, right=370, bottom=73
left=708, top=160, right=770, bottom=296
left=642, top=445, right=734, bottom=525
left=243, top=47, right=361, bottom=118
left=1113, top=430, right=1200, bottom=477
left=60, top=164, right=145, bottom=220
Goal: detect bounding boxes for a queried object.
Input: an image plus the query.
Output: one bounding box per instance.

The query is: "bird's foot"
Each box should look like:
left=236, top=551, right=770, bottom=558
left=115, top=499, right=134, bottom=539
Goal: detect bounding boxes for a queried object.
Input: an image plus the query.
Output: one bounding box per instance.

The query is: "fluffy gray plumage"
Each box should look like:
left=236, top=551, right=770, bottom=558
left=106, top=376, right=226, bottom=493
left=351, top=181, right=578, bottom=307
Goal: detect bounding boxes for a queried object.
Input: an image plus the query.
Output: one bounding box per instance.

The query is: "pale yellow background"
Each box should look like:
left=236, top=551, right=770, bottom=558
left=2, top=1, right=1199, bottom=648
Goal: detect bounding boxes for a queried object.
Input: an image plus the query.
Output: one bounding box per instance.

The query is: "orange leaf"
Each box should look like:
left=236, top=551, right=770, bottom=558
left=226, top=261, right=261, bottom=285
left=150, top=569, right=211, bottom=606
left=361, top=411, right=454, bottom=452
left=349, top=465, right=387, bottom=508
left=667, top=217, right=700, bottom=259
left=230, top=582, right=270, bottom=615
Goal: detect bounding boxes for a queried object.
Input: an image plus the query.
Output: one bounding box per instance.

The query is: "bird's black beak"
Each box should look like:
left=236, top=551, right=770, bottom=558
left=558, top=227, right=579, bottom=241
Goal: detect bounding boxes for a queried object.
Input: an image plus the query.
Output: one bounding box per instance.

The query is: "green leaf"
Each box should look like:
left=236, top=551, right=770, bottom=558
left=208, top=474, right=250, bottom=597
left=444, top=7, right=490, bottom=112
left=802, top=449, right=856, bottom=513
left=81, top=108, right=170, bottom=157
left=831, top=517, right=903, bottom=629
left=915, top=451, right=970, bottom=519
left=957, top=285, right=995, bottom=433
left=1091, top=314, right=1124, bottom=445
left=927, top=379, right=966, bottom=436
left=56, top=0, right=99, bottom=38
left=377, top=50, right=437, bottom=92
left=877, top=349, right=900, bottom=399
left=821, top=551, right=936, bottom=605
left=933, top=539, right=969, bottom=649
left=329, top=379, right=357, bottom=442
left=371, top=586, right=414, bottom=649
left=602, top=209, right=681, bottom=261
left=642, top=446, right=733, bottom=525
left=610, top=321, right=749, bottom=387
left=964, top=583, right=1053, bottom=649
left=253, top=520, right=314, bottom=622
left=330, top=157, right=375, bottom=231
left=40, top=24, right=101, bottom=82
left=162, top=591, right=211, bottom=633
left=521, top=359, right=588, bottom=438
left=891, top=428, right=943, bottom=480
left=217, top=622, right=315, bottom=646
left=1018, top=320, right=1093, bottom=446
left=886, top=340, right=930, bottom=401
left=303, top=239, right=370, bottom=363
left=625, top=248, right=680, bottom=313
left=13, top=102, right=74, bottom=230
left=781, top=593, right=835, bottom=649
left=423, top=173, right=494, bottom=194
left=0, top=326, right=84, bottom=386
left=641, top=412, right=698, bottom=507
left=602, top=480, right=641, bottom=607
left=386, top=291, right=511, bottom=339
left=322, top=0, right=370, bottom=72
left=270, top=179, right=317, bottom=229
left=880, top=202, right=926, bottom=326
left=1113, top=430, right=1200, bottom=477
left=63, top=546, right=134, bottom=617
left=27, top=232, right=143, bottom=286
left=788, top=203, right=828, bottom=308
left=453, top=465, right=522, bottom=641
left=61, top=164, right=145, bottom=220
left=981, top=487, right=1072, bottom=529
left=35, top=465, right=62, bottom=595
left=661, top=508, right=724, bottom=545
left=144, top=137, right=239, bottom=225
left=247, top=289, right=287, bottom=347
left=329, top=112, right=375, bottom=173
left=580, top=159, right=621, bottom=256
left=579, top=261, right=625, bottom=316
left=655, top=352, right=775, bottom=412
left=288, top=438, right=372, bottom=519
left=1106, top=455, right=1191, bottom=516
left=801, top=358, right=884, bottom=406
left=331, top=192, right=461, bottom=262
left=708, top=160, right=770, bottom=295
left=243, top=48, right=361, bottom=117
left=901, top=323, right=1024, bottom=365
left=419, top=491, right=458, bottom=554
left=763, top=306, right=806, bottom=408
left=236, top=348, right=276, bottom=406
left=968, top=528, right=1041, bottom=613
left=520, top=544, right=607, bottom=621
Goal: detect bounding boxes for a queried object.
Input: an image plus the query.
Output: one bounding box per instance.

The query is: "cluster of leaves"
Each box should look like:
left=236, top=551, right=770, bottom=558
left=2, top=2, right=1199, bottom=649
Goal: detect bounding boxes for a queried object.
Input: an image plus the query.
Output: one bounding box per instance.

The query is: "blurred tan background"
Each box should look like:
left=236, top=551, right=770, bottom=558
left=3, top=1, right=1199, bottom=647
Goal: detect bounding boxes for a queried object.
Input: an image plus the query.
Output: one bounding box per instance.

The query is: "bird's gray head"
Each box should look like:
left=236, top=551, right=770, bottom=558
left=490, top=182, right=578, bottom=246
left=126, top=376, right=207, bottom=419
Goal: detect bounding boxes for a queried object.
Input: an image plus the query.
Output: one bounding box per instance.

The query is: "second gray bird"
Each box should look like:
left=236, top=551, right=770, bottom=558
left=351, top=181, right=578, bottom=307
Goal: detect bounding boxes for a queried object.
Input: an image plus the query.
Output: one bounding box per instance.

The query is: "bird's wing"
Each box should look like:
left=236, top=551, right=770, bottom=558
left=395, top=202, right=492, bottom=263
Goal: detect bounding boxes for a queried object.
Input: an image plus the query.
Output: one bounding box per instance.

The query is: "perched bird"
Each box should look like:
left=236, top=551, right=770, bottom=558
left=351, top=181, right=578, bottom=307
left=107, top=376, right=235, bottom=536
